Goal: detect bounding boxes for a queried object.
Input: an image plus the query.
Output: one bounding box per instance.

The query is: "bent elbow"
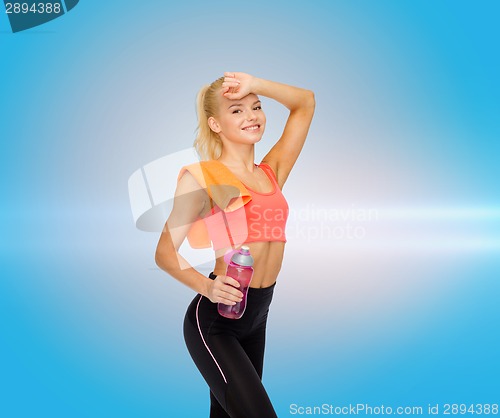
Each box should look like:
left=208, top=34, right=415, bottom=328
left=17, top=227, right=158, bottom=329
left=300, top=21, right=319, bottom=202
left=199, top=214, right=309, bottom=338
left=155, top=246, right=183, bottom=275
left=155, top=248, right=171, bottom=272
left=306, top=90, right=316, bottom=109
left=154, top=250, right=163, bottom=268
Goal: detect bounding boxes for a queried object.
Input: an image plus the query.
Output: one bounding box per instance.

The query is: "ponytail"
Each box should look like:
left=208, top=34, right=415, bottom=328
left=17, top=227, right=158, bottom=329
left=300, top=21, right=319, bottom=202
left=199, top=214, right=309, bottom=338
left=193, top=76, right=224, bottom=160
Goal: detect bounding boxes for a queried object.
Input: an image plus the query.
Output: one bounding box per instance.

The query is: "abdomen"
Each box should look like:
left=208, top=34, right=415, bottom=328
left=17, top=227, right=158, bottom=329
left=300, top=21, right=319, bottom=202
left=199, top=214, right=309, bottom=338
left=214, top=241, right=285, bottom=288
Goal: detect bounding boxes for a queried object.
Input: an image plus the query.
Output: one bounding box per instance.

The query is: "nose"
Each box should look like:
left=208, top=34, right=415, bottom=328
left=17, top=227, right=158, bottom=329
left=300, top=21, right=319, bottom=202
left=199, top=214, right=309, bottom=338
left=246, top=108, right=257, bottom=121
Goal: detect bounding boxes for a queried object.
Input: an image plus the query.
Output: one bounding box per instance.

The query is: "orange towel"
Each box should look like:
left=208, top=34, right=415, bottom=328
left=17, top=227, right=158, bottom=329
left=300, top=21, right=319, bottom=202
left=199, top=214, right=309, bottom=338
left=177, top=160, right=252, bottom=249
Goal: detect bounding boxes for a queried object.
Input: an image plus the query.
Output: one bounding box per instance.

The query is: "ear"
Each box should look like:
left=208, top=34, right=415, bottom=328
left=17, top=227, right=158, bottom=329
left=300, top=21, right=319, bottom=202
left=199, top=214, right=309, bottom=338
left=208, top=116, right=221, bottom=133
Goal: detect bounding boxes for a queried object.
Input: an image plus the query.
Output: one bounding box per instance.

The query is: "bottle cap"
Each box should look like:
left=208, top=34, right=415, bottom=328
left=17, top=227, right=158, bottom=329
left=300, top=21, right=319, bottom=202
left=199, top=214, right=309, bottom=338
left=230, top=245, right=254, bottom=267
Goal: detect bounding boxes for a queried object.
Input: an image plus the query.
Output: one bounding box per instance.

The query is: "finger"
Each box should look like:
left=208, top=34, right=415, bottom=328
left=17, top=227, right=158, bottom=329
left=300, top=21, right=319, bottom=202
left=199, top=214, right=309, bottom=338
left=214, top=275, right=238, bottom=291
left=223, top=76, right=240, bottom=83
left=225, top=285, right=243, bottom=298
left=221, top=293, right=243, bottom=304
left=222, top=91, right=242, bottom=99
left=217, top=277, right=244, bottom=299
left=222, top=295, right=243, bottom=306
left=218, top=298, right=237, bottom=306
left=221, top=285, right=244, bottom=302
left=213, top=288, right=237, bottom=305
left=214, top=285, right=242, bottom=303
left=219, top=275, right=240, bottom=288
left=222, top=81, right=240, bottom=88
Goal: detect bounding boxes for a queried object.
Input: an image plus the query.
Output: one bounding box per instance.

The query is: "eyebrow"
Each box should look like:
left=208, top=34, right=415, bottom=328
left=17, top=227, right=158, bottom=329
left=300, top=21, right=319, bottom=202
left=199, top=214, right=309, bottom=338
left=228, top=100, right=261, bottom=110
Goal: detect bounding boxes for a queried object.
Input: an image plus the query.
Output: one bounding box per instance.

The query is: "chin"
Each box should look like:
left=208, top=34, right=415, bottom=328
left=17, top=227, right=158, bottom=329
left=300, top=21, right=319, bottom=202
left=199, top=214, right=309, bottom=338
left=247, top=135, right=263, bottom=145
left=246, top=129, right=266, bottom=144
left=232, top=132, right=264, bottom=145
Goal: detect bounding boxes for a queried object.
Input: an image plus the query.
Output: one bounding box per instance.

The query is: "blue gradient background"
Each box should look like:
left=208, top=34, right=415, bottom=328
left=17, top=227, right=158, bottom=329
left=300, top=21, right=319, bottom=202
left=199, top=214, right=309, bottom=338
left=1, top=1, right=499, bottom=416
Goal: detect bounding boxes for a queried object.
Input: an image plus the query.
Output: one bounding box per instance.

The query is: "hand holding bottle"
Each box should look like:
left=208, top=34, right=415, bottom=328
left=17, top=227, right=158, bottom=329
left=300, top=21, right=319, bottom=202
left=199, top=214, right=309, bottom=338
left=218, top=246, right=254, bottom=319
left=206, top=275, right=244, bottom=306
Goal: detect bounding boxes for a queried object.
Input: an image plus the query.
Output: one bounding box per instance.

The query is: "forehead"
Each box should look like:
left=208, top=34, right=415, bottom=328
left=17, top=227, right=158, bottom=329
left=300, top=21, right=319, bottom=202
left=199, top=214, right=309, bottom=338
left=218, top=92, right=260, bottom=110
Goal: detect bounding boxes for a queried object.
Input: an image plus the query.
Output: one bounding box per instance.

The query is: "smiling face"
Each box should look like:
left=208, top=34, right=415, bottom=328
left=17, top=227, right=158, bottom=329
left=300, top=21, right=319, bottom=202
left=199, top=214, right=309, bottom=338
left=208, top=92, right=266, bottom=145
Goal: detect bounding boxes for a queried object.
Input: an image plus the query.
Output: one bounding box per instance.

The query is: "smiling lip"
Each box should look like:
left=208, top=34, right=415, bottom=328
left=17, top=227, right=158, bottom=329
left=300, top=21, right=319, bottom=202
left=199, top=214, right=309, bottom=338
left=242, top=124, right=260, bottom=131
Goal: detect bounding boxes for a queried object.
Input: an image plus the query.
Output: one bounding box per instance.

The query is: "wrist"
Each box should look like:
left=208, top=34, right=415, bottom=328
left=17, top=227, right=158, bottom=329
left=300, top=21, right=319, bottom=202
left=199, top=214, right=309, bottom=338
left=200, top=276, right=213, bottom=298
left=251, top=76, right=265, bottom=95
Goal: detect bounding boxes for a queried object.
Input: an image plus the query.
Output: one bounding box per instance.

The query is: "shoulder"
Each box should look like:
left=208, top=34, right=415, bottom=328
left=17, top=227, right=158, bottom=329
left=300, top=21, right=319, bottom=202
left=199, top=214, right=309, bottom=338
left=174, top=169, right=210, bottom=217
left=177, top=170, right=201, bottom=190
left=177, top=163, right=208, bottom=196
left=177, top=160, right=215, bottom=184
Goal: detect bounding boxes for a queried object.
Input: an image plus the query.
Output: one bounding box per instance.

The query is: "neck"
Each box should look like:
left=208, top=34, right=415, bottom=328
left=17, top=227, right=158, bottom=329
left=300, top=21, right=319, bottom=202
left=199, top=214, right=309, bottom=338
left=217, top=143, right=256, bottom=172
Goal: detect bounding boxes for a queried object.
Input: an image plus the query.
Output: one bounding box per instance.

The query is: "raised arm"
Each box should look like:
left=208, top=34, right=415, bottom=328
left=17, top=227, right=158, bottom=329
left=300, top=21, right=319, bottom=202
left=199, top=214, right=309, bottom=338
left=222, top=72, right=315, bottom=188
left=155, top=171, right=243, bottom=305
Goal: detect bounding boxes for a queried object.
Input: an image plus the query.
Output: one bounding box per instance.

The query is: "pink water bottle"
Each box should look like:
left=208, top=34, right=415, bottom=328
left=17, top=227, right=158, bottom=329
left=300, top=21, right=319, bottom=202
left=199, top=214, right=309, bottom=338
left=218, top=246, right=254, bottom=319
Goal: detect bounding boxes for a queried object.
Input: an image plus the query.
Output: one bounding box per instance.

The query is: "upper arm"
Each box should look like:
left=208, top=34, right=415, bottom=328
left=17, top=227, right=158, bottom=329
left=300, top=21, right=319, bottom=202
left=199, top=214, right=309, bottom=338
left=156, top=171, right=209, bottom=258
left=262, top=91, right=315, bottom=188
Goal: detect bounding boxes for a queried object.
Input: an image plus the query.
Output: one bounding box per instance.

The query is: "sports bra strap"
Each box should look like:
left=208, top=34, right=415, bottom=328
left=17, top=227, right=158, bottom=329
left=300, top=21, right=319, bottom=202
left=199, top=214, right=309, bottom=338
left=258, top=163, right=279, bottom=186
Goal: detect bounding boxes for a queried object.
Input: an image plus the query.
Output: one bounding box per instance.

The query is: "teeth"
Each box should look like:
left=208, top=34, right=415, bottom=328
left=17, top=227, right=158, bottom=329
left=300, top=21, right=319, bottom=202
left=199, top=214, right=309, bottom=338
left=243, top=125, right=259, bottom=131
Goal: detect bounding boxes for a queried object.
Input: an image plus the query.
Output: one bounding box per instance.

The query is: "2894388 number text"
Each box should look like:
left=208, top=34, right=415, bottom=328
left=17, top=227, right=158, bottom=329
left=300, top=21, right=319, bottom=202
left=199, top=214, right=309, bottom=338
left=5, top=3, right=62, bottom=14
left=443, top=403, right=499, bottom=415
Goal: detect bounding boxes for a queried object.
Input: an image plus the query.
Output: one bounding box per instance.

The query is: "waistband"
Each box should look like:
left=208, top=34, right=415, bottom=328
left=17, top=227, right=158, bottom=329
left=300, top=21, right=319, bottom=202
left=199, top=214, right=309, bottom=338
left=208, top=272, right=276, bottom=298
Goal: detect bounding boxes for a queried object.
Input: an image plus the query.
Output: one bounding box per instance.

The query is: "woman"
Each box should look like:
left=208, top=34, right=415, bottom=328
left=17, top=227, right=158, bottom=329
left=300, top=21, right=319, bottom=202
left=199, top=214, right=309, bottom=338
left=155, top=72, right=315, bottom=417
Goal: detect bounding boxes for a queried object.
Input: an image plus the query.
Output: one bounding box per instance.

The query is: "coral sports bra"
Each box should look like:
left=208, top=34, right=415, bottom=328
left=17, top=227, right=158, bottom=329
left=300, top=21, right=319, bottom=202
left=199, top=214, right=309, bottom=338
left=203, top=162, right=289, bottom=250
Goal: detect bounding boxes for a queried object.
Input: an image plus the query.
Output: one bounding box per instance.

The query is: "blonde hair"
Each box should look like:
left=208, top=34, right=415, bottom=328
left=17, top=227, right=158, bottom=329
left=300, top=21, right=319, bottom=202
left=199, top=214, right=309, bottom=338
left=193, top=77, right=225, bottom=161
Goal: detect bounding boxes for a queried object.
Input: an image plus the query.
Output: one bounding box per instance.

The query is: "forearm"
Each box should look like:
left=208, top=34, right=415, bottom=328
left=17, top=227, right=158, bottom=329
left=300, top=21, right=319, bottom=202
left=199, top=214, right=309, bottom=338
left=156, top=250, right=212, bottom=297
left=252, top=77, right=315, bottom=112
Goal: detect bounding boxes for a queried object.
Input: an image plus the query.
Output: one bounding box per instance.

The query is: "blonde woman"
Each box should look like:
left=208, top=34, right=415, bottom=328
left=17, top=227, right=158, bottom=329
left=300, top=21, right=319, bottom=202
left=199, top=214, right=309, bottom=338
left=156, top=72, right=315, bottom=417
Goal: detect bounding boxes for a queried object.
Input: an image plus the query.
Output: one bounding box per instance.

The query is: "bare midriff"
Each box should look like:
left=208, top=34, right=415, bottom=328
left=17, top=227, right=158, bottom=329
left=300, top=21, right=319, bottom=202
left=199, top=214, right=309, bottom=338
left=213, top=241, right=285, bottom=288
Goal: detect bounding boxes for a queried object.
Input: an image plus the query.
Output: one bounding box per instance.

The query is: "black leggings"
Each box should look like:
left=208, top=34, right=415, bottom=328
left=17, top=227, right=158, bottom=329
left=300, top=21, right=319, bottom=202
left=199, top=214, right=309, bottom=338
left=183, top=273, right=278, bottom=418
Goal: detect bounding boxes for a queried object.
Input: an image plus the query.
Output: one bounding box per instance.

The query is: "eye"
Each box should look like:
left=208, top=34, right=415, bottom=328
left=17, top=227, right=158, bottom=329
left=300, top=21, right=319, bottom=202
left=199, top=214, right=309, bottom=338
left=232, top=109, right=242, bottom=114
left=253, top=106, right=262, bottom=111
